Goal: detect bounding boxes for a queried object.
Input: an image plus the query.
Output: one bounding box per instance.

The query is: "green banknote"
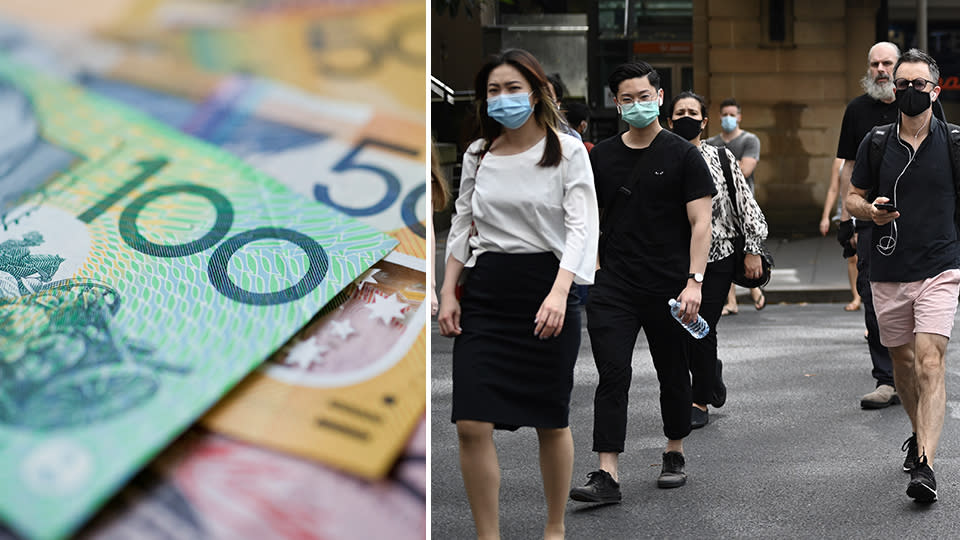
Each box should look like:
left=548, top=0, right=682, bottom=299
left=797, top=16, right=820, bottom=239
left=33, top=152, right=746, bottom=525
left=0, top=56, right=397, bottom=540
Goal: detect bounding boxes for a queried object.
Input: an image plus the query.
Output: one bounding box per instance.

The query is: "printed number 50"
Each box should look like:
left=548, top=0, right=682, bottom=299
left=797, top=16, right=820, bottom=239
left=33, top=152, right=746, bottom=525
left=314, top=138, right=425, bottom=238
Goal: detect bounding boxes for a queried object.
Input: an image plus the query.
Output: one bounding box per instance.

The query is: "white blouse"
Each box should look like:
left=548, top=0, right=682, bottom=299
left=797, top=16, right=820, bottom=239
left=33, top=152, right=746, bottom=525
left=446, top=133, right=599, bottom=285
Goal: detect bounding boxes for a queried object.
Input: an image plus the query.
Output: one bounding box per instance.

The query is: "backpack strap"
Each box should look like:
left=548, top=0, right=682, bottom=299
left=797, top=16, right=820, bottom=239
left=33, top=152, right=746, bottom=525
left=598, top=147, right=653, bottom=245
left=947, top=123, right=960, bottom=228
left=867, top=122, right=895, bottom=204
left=867, top=122, right=960, bottom=228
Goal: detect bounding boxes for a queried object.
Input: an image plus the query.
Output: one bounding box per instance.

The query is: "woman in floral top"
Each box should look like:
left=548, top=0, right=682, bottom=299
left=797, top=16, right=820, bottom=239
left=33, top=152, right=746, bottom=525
left=667, top=91, right=768, bottom=429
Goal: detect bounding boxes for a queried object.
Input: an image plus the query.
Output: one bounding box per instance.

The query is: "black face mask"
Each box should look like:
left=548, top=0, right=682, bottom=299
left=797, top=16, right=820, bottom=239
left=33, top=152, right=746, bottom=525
left=671, top=116, right=703, bottom=141
left=896, top=86, right=932, bottom=117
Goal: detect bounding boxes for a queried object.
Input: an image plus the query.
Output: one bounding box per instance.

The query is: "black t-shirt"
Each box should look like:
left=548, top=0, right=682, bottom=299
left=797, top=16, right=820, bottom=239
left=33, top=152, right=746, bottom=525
left=591, top=129, right=716, bottom=294
left=850, top=116, right=960, bottom=282
left=837, top=94, right=946, bottom=160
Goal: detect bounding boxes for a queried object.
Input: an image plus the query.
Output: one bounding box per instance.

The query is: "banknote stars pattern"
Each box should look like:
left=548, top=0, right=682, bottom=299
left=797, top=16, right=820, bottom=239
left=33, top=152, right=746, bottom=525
left=329, top=318, right=355, bottom=340
left=364, top=293, right=407, bottom=325
left=285, top=338, right=330, bottom=369
left=358, top=268, right=381, bottom=289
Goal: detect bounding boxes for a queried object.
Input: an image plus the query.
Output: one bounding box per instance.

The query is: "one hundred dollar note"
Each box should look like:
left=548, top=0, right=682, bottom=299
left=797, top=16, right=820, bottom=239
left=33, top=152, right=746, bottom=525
left=0, top=422, right=424, bottom=540
left=0, top=22, right=427, bottom=256
left=0, top=22, right=429, bottom=478
left=203, top=251, right=427, bottom=478
left=0, top=53, right=396, bottom=540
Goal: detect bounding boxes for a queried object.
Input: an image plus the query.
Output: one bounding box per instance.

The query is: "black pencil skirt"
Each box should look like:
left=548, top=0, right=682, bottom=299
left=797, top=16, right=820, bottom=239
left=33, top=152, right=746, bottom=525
left=451, top=252, right=581, bottom=430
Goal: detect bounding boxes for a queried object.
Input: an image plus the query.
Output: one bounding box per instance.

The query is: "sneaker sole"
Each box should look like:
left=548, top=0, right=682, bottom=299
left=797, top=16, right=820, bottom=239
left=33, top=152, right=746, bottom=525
left=657, top=476, right=687, bottom=489
left=907, top=482, right=938, bottom=503
left=860, top=395, right=901, bottom=409
left=568, top=490, right=621, bottom=503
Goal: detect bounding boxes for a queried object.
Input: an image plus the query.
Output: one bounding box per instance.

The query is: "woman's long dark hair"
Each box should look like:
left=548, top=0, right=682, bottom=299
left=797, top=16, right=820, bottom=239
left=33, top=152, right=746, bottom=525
left=472, top=48, right=563, bottom=167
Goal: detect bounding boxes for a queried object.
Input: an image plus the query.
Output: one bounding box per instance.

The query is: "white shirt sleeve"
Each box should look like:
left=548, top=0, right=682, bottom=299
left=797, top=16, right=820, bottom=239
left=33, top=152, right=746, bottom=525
left=559, top=141, right=599, bottom=285
left=445, top=135, right=599, bottom=285
left=445, top=139, right=483, bottom=265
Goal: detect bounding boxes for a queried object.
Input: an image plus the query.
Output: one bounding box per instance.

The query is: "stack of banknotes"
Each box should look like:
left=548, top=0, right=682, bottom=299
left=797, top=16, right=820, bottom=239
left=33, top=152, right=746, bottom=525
left=0, top=1, right=426, bottom=538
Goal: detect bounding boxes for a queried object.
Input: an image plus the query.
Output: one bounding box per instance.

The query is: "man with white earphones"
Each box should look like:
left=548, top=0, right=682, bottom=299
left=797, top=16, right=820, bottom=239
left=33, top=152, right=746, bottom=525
left=847, top=48, right=960, bottom=505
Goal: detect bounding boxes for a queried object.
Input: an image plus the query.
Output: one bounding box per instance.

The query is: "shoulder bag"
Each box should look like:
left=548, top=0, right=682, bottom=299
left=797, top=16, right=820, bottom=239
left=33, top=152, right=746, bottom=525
left=718, top=147, right=773, bottom=288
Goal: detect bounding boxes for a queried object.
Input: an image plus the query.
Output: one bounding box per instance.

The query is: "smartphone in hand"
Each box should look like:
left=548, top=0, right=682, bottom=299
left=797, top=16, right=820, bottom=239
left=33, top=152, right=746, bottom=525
left=874, top=202, right=898, bottom=213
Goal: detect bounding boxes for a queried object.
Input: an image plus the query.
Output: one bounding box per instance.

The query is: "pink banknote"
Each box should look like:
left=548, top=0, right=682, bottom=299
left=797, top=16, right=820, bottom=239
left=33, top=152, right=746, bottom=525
left=74, top=420, right=425, bottom=539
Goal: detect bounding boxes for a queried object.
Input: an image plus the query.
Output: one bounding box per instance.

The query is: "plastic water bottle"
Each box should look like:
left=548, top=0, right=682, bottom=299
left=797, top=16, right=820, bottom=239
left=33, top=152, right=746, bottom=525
left=668, top=299, right=710, bottom=339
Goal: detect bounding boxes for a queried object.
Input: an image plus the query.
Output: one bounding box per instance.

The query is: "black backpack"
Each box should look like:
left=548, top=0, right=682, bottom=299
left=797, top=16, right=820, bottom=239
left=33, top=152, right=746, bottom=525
left=866, top=121, right=960, bottom=226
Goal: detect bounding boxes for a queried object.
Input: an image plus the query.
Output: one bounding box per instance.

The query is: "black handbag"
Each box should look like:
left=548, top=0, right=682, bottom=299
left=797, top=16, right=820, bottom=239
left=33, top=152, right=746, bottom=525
left=718, top=148, right=773, bottom=288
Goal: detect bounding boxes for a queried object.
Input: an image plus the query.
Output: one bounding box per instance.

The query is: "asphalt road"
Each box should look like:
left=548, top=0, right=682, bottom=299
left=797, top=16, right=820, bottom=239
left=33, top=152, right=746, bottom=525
left=431, top=303, right=960, bottom=539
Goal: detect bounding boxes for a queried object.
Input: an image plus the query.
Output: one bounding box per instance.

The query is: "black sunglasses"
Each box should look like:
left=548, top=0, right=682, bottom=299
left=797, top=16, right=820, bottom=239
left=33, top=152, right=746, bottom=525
left=894, top=78, right=937, bottom=92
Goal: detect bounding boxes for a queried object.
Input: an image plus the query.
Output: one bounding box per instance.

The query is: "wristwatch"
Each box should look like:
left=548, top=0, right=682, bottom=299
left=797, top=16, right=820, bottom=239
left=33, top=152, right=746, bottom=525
left=687, top=272, right=704, bottom=283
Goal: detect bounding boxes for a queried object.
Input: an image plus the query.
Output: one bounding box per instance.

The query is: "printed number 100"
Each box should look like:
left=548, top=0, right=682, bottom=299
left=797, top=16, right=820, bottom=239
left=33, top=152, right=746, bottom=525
left=78, top=157, right=328, bottom=306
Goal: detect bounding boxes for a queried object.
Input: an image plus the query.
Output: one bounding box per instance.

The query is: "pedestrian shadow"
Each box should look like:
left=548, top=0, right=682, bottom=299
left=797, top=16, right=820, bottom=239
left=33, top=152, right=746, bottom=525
left=568, top=501, right=621, bottom=513
left=904, top=499, right=939, bottom=511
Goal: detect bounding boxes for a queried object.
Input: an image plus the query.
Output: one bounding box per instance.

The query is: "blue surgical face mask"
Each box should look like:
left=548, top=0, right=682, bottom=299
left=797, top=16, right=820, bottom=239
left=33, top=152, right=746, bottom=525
left=721, top=115, right=738, bottom=132
left=487, top=92, right=534, bottom=129
left=620, top=99, right=660, bottom=128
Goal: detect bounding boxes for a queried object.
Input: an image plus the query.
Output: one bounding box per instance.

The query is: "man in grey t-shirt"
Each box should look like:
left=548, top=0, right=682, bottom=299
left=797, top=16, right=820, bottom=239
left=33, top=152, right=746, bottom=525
left=706, top=97, right=765, bottom=313
left=705, top=97, right=761, bottom=191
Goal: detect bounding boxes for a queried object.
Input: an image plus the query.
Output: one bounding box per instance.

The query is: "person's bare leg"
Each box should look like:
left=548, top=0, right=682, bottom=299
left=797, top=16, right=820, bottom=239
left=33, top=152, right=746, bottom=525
left=913, top=333, right=948, bottom=465
left=751, top=287, right=766, bottom=310
left=537, top=427, right=573, bottom=540
left=845, top=255, right=861, bottom=311
left=665, top=439, right=684, bottom=454
left=457, top=420, right=501, bottom=540
left=889, top=342, right=919, bottom=428
left=598, top=451, right=619, bottom=482
left=723, top=284, right=738, bottom=314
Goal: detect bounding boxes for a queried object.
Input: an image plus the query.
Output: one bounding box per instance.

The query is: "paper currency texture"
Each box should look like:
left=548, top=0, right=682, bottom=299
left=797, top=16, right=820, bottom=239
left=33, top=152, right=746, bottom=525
left=0, top=56, right=396, bottom=540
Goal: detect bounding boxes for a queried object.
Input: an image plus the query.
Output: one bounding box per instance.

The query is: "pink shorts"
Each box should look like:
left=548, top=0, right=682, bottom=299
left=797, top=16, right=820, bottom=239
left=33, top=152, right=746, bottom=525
left=871, top=269, right=960, bottom=347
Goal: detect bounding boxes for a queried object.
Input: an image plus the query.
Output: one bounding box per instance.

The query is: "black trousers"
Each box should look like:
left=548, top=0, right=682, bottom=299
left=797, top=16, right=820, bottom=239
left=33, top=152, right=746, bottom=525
left=585, top=270, right=692, bottom=451
left=689, top=254, right=735, bottom=405
left=856, top=227, right=894, bottom=388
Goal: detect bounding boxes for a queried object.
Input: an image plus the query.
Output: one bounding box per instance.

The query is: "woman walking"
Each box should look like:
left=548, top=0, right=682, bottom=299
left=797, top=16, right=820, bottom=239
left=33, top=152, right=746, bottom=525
left=667, top=91, right=768, bottom=428
left=437, top=48, right=598, bottom=540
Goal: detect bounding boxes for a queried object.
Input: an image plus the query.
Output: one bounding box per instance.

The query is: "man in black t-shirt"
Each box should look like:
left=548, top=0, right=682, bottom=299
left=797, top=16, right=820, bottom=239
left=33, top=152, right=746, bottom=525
left=568, top=62, right=714, bottom=502
left=836, top=41, right=903, bottom=411
left=836, top=42, right=947, bottom=411
left=847, top=49, right=960, bottom=504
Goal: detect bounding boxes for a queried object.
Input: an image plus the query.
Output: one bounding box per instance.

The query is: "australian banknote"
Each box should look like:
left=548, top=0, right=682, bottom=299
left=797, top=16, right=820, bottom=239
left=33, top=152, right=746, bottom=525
left=103, top=0, right=426, bottom=116
left=0, top=421, right=424, bottom=540
left=0, top=54, right=396, bottom=540
left=77, top=422, right=426, bottom=540
left=0, top=21, right=428, bottom=476
left=204, top=251, right=426, bottom=478
left=0, top=23, right=427, bottom=257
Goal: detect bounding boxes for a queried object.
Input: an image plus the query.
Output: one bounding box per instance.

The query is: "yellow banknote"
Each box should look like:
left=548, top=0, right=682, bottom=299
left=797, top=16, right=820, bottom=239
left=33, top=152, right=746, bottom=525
left=0, top=11, right=427, bottom=482
left=203, top=251, right=426, bottom=478
left=105, top=0, right=425, bottom=116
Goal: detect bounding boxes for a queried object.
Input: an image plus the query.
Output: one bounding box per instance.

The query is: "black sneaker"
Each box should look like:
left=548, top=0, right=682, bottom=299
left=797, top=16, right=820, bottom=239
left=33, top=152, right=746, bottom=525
left=691, top=406, right=709, bottom=429
left=907, top=454, right=937, bottom=503
left=711, top=359, right=727, bottom=408
left=569, top=470, right=622, bottom=503
left=902, top=433, right=918, bottom=472
left=657, top=451, right=687, bottom=489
